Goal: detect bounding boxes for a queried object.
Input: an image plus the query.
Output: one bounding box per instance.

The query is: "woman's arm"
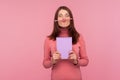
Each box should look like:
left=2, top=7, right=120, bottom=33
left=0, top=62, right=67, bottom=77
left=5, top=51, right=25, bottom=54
left=77, top=34, right=89, bottom=66
left=43, top=37, right=52, bottom=68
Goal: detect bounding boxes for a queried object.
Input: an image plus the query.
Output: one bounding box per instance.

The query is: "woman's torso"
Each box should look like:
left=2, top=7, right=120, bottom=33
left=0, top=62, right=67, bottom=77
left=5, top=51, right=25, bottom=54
left=49, top=37, right=82, bottom=80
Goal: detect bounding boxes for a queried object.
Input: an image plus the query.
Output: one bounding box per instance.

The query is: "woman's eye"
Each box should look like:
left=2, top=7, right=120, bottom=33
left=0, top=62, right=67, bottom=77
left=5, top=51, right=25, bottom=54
left=65, top=14, right=70, bottom=17
left=58, top=14, right=70, bottom=17
left=58, top=14, right=62, bottom=17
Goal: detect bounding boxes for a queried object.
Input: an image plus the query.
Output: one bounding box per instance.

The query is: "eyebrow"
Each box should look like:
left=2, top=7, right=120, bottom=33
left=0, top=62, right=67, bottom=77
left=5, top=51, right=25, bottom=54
left=58, top=13, right=69, bottom=15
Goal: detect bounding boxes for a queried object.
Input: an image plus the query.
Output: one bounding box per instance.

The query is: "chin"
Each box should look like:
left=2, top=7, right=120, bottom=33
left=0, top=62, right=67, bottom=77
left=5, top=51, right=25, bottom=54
left=59, top=25, right=70, bottom=29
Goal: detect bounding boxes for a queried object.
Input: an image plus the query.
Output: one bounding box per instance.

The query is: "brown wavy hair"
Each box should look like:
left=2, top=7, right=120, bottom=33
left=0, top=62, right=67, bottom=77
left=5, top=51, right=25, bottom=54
left=48, top=6, right=80, bottom=44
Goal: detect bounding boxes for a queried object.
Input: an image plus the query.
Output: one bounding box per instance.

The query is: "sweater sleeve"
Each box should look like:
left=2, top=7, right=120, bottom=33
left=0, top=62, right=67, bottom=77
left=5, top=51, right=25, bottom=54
left=43, top=37, right=52, bottom=68
left=77, top=34, right=89, bottom=66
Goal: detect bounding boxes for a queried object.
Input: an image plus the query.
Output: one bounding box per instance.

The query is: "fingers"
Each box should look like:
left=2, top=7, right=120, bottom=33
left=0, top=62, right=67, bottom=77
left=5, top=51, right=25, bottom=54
left=69, top=50, right=74, bottom=54
left=69, top=53, right=77, bottom=59
left=52, top=51, right=61, bottom=60
left=68, top=51, right=77, bottom=60
left=52, top=51, right=61, bottom=65
left=53, top=51, right=60, bottom=54
left=68, top=51, right=78, bottom=65
left=53, top=53, right=61, bottom=59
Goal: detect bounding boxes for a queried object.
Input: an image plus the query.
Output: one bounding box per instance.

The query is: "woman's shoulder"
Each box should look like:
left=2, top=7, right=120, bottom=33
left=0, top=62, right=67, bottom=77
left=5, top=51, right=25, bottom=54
left=45, top=36, right=51, bottom=41
left=78, top=33, right=85, bottom=43
left=44, top=36, right=54, bottom=43
left=79, top=33, right=84, bottom=39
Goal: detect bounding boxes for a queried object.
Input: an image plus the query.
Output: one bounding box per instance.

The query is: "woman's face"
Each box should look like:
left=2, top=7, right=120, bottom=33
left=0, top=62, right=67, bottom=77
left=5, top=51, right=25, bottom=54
left=57, top=9, right=71, bottom=28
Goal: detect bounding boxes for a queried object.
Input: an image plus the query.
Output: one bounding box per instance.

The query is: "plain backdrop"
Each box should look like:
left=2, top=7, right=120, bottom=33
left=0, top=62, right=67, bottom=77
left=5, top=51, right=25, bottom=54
left=0, top=0, right=120, bottom=80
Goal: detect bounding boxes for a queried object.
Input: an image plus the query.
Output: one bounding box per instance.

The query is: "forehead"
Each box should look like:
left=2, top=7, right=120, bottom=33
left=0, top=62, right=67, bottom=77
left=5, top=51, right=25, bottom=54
left=58, top=9, right=69, bottom=14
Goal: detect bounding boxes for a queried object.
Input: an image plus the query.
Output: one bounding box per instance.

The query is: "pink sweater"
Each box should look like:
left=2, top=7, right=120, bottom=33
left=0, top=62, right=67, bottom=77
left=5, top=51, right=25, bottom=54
left=43, top=29, right=89, bottom=80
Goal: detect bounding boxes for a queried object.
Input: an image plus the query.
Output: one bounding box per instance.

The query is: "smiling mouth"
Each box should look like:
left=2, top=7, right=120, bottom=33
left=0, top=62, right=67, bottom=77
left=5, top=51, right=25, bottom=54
left=61, top=19, right=67, bottom=22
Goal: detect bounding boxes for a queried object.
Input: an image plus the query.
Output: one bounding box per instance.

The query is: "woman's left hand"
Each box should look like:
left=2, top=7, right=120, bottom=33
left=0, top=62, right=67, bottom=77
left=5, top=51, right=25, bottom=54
left=68, top=51, right=78, bottom=65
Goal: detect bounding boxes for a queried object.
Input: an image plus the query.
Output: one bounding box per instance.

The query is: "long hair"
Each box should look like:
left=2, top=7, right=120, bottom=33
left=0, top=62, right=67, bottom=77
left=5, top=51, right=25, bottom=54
left=48, top=6, right=80, bottom=44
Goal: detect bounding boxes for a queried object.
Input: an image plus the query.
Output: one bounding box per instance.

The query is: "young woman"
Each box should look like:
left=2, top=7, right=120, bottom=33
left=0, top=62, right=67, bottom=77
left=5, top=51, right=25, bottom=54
left=43, top=6, right=89, bottom=80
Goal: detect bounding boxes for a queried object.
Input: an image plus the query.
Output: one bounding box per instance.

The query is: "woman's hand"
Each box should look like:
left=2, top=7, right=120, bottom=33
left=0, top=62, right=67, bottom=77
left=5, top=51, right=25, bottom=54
left=52, top=51, right=61, bottom=65
left=68, top=51, right=78, bottom=65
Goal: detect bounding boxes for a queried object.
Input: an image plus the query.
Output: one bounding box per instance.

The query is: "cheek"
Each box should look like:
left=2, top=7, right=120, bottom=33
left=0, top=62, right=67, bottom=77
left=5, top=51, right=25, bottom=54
left=58, top=21, right=62, bottom=25
left=66, top=20, right=70, bottom=25
left=57, top=17, right=62, bottom=21
left=58, top=21, right=63, bottom=27
left=67, top=20, right=70, bottom=23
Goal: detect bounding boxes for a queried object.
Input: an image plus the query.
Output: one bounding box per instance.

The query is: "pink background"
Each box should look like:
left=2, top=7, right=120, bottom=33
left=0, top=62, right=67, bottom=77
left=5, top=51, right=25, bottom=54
left=0, top=0, right=120, bottom=80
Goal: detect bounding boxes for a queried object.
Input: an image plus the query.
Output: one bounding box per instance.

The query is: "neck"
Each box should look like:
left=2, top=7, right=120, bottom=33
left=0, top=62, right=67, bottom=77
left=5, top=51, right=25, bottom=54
left=59, top=28, right=69, bottom=37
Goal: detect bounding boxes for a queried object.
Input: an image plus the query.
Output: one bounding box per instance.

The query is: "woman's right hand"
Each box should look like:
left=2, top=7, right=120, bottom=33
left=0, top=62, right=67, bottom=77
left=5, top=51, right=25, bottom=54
left=52, top=51, right=61, bottom=65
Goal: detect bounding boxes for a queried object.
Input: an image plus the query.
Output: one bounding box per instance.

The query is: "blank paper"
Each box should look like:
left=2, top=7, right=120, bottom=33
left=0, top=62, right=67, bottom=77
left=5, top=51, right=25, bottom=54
left=56, top=37, right=72, bottom=59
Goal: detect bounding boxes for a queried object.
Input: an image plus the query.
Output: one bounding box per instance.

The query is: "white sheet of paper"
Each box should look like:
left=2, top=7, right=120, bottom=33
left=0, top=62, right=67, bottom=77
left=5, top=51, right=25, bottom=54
left=56, top=37, right=72, bottom=59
